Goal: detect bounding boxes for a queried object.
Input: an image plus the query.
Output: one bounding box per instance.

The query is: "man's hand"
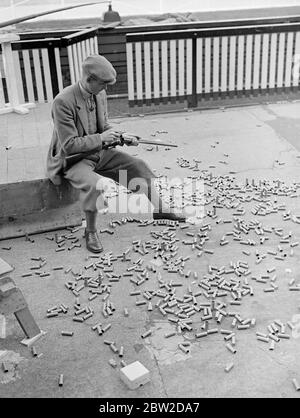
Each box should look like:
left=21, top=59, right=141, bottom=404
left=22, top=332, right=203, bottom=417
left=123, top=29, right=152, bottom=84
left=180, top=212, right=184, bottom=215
left=101, top=129, right=121, bottom=147
left=122, top=133, right=139, bottom=147
left=126, top=137, right=139, bottom=146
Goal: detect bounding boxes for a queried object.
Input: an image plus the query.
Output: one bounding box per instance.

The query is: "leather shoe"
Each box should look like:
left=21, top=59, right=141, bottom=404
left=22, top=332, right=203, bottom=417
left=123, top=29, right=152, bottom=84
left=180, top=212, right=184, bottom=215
left=84, top=230, right=103, bottom=253
left=153, top=211, right=186, bottom=222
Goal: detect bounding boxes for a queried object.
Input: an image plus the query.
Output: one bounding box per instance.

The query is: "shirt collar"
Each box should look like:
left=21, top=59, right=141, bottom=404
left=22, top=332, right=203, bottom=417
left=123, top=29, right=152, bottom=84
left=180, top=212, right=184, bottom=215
left=79, top=81, right=93, bottom=100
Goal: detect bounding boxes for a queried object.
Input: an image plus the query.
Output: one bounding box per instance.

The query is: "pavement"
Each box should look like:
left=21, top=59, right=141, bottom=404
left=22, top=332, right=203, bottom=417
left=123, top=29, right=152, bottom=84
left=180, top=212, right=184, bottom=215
left=1, top=101, right=300, bottom=397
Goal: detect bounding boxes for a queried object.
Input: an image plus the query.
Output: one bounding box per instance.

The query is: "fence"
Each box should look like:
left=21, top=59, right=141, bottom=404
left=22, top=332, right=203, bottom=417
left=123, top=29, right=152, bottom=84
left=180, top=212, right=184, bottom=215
left=126, top=21, right=300, bottom=107
left=0, top=26, right=98, bottom=109
left=2, top=17, right=300, bottom=112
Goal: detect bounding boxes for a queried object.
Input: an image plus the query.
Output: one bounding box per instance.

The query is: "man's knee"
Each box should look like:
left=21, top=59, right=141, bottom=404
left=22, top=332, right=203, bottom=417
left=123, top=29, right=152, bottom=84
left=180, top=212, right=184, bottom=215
left=132, top=157, right=154, bottom=179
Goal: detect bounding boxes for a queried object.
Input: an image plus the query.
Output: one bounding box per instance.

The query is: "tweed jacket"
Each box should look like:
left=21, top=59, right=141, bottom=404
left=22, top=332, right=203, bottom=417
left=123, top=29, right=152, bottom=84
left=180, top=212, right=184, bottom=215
left=46, top=82, right=111, bottom=185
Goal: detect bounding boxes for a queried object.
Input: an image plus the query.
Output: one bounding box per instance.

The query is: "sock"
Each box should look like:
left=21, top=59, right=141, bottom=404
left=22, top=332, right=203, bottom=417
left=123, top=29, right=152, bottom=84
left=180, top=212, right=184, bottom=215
left=85, top=211, right=97, bottom=232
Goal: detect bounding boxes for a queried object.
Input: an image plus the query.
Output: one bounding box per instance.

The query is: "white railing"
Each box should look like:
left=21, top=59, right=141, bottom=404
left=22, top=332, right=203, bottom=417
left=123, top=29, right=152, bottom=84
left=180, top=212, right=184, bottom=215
left=0, top=32, right=35, bottom=114
left=0, top=27, right=100, bottom=112
left=126, top=22, right=300, bottom=107
left=67, top=34, right=98, bottom=84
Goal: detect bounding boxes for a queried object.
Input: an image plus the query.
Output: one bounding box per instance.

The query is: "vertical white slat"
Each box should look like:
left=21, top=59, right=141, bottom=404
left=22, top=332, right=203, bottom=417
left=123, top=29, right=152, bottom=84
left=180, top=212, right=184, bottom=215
left=253, top=34, right=261, bottom=90
left=126, top=42, right=134, bottom=101
left=72, top=44, right=80, bottom=82
left=85, top=40, right=89, bottom=59
left=32, top=49, right=45, bottom=103
left=277, top=33, right=285, bottom=88
left=245, top=34, right=253, bottom=91
left=12, top=50, right=25, bottom=104
left=196, top=38, right=203, bottom=94
left=204, top=37, right=211, bottom=94
left=88, top=38, right=93, bottom=55
left=0, top=81, right=5, bottom=106
left=178, top=39, right=185, bottom=96
left=67, top=45, right=76, bottom=84
left=86, top=38, right=91, bottom=57
left=220, top=36, right=228, bottom=93
left=229, top=36, right=236, bottom=92
left=212, top=37, right=219, bottom=93
left=0, top=50, right=5, bottom=105
left=94, top=36, right=98, bottom=55
left=135, top=42, right=143, bottom=101
left=293, top=31, right=300, bottom=87
left=144, top=41, right=151, bottom=100
left=170, top=39, right=177, bottom=97
left=22, top=49, right=35, bottom=102
left=84, top=40, right=88, bottom=59
left=0, top=51, right=7, bottom=105
left=153, top=41, right=160, bottom=99
left=80, top=41, right=86, bottom=61
left=76, top=42, right=83, bottom=72
left=285, top=32, right=294, bottom=88
left=41, top=48, right=53, bottom=102
left=54, top=47, right=63, bottom=92
left=186, top=38, right=192, bottom=95
left=261, top=34, right=269, bottom=89
left=269, top=33, right=277, bottom=89
left=161, top=40, right=168, bottom=98
left=237, top=35, right=244, bottom=91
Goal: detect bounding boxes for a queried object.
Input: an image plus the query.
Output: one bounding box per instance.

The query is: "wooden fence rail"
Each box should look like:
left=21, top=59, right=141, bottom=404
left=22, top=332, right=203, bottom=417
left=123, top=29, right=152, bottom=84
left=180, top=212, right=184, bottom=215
left=126, top=22, right=300, bottom=107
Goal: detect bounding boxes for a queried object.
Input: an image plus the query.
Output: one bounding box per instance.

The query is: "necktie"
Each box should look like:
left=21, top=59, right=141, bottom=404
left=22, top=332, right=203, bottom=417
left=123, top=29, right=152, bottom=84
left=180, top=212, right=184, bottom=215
left=87, top=95, right=95, bottom=112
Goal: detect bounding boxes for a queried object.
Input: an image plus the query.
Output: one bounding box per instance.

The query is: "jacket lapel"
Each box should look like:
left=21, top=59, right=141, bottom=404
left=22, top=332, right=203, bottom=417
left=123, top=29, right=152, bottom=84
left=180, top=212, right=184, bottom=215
left=95, top=92, right=105, bottom=133
left=74, top=82, right=89, bottom=135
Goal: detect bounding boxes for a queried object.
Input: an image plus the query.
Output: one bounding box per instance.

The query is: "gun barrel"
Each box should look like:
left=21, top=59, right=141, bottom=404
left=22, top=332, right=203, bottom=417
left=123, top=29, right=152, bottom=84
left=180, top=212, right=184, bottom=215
left=138, top=139, right=178, bottom=147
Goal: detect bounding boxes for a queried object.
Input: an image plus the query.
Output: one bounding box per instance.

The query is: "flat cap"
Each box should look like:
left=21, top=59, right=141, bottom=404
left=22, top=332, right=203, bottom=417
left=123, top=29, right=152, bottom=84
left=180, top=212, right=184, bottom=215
left=82, top=54, right=116, bottom=84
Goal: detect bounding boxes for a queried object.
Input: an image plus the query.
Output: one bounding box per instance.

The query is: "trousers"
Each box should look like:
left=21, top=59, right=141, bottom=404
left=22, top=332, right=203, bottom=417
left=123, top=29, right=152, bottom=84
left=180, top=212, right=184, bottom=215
left=64, top=148, right=156, bottom=212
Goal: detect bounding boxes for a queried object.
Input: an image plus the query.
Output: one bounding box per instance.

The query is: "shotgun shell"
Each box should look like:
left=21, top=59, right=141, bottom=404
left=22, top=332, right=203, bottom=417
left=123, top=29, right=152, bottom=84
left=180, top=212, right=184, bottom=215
left=226, top=343, right=236, bottom=354
left=178, top=344, right=189, bottom=354
left=269, top=340, right=275, bottom=350
left=224, top=363, right=234, bottom=373
left=120, top=360, right=127, bottom=368
left=257, top=336, right=269, bottom=343
left=58, top=374, right=64, bottom=387
left=31, top=346, right=38, bottom=357
left=195, top=331, right=208, bottom=338
left=61, top=331, right=74, bottom=337
left=73, top=316, right=84, bottom=323
left=292, top=378, right=300, bottom=391
left=110, top=344, right=118, bottom=353
left=102, top=324, right=112, bottom=333
left=141, top=330, right=152, bottom=339
left=119, top=346, right=124, bottom=357
left=165, top=331, right=176, bottom=338
left=277, top=333, right=290, bottom=339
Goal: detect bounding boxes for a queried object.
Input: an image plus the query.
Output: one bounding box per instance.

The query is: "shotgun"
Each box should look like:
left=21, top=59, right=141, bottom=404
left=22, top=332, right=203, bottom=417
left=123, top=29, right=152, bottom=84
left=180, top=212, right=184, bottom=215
left=102, top=132, right=178, bottom=149
left=64, top=132, right=177, bottom=170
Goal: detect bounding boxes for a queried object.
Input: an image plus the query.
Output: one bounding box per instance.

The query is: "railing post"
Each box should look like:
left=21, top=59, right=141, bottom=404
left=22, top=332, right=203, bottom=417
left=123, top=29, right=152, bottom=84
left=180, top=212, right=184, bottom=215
left=0, top=31, right=35, bottom=114
left=187, top=35, right=198, bottom=108
left=47, top=42, right=59, bottom=98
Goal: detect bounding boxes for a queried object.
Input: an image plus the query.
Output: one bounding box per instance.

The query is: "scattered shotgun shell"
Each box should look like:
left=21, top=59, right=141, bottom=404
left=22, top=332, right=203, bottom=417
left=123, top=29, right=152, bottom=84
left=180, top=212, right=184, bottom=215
left=225, top=343, right=236, bottom=354
left=58, top=374, right=64, bottom=387
left=2, top=362, right=10, bottom=373
left=141, top=330, right=152, bottom=339
left=224, top=363, right=234, bottom=373
left=292, top=378, right=300, bottom=391
left=31, top=346, right=38, bottom=357
left=61, top=331, right=74, bottom=337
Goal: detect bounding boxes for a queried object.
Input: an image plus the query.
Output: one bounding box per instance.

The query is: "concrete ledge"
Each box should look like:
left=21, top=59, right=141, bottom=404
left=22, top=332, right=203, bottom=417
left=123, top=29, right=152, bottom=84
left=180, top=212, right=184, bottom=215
left=0, top=178, right=82, bottom=240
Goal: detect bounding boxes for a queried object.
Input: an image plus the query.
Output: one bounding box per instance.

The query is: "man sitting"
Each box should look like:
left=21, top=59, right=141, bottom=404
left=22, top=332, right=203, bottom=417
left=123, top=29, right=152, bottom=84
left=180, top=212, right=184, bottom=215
left=47, top=54, right=185, bottom=253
